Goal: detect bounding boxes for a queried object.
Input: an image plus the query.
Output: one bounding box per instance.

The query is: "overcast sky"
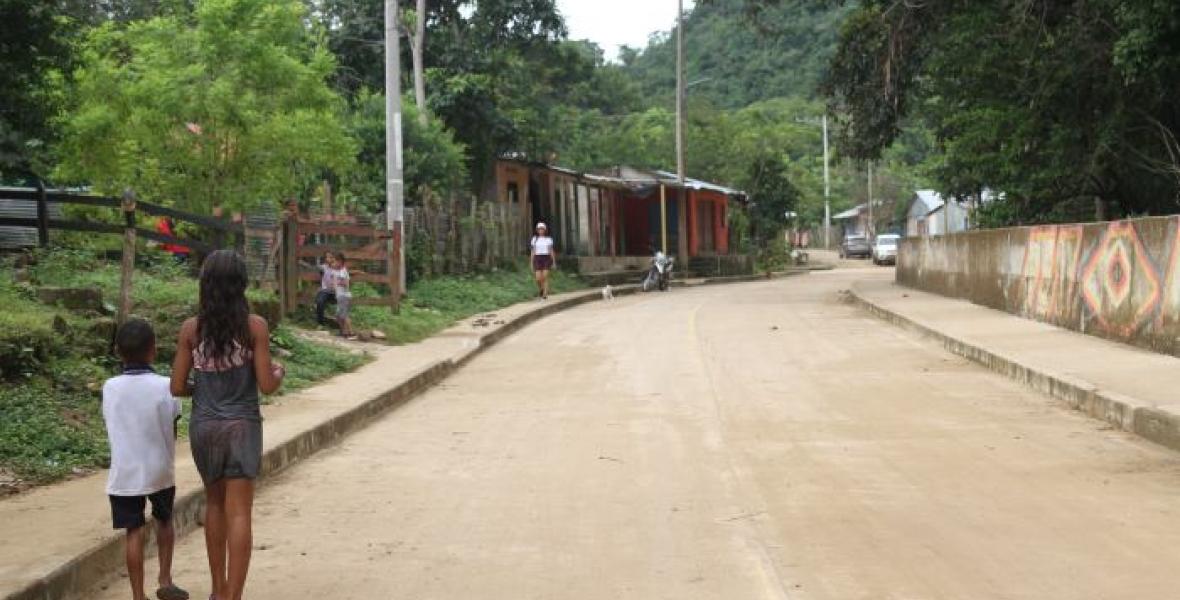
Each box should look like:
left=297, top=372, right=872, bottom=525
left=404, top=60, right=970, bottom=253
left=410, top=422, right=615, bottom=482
left=556, top=0, right=695, bottom=63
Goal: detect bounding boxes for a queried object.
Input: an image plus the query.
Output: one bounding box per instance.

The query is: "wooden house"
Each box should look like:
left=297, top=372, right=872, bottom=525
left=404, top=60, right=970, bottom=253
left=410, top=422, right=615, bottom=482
left=492, top=159, right=747, bottom=272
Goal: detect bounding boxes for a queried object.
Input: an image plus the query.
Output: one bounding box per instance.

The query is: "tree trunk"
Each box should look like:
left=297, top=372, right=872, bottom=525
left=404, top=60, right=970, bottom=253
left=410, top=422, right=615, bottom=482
left=411, top=0, right=427, bottom=126
left=1094, top=195, right=1107, bottom=222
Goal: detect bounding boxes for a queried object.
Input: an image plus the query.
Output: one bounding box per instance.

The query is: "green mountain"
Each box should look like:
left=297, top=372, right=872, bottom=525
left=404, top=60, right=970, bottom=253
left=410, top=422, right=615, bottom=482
left=619, top=0, right=854, bottom=109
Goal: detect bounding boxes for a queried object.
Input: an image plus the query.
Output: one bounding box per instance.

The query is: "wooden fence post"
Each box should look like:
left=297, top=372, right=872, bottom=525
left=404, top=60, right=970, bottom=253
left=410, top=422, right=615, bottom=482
left=35, top=180, right=49, bottom=247
left=280, top=203, right=299, bottom=316
left=502, top=203, right=512, bottom=263
left=117, top=190, right=137, bottom=325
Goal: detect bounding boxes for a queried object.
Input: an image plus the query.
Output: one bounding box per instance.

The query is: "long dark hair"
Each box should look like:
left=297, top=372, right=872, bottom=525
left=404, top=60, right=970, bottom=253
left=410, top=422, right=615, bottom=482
left=197, top=250, right=251, bottom=363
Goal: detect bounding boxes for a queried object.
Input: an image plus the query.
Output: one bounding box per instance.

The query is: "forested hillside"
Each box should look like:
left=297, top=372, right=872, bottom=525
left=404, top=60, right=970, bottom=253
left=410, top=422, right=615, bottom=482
left=619, top=0, right=853, bottom=109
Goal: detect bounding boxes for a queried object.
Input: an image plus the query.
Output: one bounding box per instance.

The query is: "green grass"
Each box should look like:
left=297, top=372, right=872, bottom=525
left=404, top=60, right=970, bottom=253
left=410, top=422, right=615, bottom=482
left=269, top=325, right=368, bottom=392
left=0, top=278, right=71, bottom=379
left=0, top=383, right=109, bottom=482
left=340, top=265, right=587, bottom=344
left=0, top=246, right=370, bottom=485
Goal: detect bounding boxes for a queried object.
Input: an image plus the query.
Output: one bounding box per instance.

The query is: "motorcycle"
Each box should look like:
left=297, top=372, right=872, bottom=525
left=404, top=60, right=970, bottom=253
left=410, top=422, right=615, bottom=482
left=642, top=251, right=674, bottom=292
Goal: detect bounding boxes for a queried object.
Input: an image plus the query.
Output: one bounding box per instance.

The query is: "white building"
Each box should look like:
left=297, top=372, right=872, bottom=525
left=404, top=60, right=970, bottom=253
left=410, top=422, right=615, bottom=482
left=905, top=190, right=1000, bottom=237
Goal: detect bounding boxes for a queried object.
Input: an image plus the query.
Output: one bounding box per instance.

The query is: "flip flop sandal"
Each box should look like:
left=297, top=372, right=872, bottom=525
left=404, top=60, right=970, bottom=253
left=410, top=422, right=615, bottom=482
left=155, top=584, right=190, bottom=600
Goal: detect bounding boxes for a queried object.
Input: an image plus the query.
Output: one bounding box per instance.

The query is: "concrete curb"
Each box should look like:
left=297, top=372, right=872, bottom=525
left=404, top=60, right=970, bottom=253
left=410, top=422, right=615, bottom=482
left=13, top=272, right=794, bottom=600
left=847, top=285, right=1180, bottom=455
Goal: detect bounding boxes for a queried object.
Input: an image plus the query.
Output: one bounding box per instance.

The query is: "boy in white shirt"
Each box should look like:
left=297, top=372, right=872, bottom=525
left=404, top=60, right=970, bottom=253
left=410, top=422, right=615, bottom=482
left=103, top=319, right=189, bottom=600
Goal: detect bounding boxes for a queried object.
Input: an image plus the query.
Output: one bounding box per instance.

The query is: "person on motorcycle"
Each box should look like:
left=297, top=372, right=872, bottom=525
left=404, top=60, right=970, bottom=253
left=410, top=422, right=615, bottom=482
left=529, top=223, right=556, bottom=300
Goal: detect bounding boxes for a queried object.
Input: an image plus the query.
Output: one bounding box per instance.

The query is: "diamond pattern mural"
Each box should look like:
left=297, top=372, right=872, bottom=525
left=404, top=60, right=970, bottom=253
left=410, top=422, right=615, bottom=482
left=1080, top=221, right=1161, bottom=336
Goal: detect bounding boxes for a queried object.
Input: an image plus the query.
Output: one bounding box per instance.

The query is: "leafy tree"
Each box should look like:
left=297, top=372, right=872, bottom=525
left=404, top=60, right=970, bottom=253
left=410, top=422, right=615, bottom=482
left=0, top=1, right=72, bottom=179
left=820, top=0, right=1180, bottom=223
left=308, top=0, right=577, bottom=194
left=746, top=153, right=800, bottom=246
left=56, top=0, right=356, bottom=212
left=341, top=88, right=468, bottom=212
left=60, top=0, right=192, bottom=23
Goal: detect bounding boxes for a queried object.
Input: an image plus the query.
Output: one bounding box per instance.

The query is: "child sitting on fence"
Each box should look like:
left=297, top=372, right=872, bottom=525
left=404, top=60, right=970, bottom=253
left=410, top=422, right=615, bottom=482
left=102, top=319, right=189, bottom=600
left=314, top=251, right=339, bottom=326
left=331, top=253, right=356, bottom=340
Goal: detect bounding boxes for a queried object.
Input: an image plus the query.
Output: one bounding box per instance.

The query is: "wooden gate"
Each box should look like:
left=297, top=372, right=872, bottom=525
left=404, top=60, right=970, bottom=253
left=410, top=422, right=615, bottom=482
left=278, top=208, right=396, bottom=316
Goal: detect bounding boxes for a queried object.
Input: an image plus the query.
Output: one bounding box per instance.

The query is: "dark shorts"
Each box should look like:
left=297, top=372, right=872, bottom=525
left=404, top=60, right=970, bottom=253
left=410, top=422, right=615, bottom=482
left=109, top=486, right=176, bottom=530
left=533, top=255, right=553, bottom=271
left=190, top=418, right=263, bottom=486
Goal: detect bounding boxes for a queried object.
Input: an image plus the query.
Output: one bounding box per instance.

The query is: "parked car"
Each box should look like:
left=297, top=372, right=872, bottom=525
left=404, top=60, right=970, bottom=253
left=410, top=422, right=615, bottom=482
left=872, top=234, right=901, bottom=265
left=839, top=235, right=871, bottom=259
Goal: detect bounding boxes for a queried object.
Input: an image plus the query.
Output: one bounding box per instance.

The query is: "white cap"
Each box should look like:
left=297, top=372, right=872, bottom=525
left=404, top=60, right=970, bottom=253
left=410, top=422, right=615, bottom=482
left=536, top=222, right=547, bottom=230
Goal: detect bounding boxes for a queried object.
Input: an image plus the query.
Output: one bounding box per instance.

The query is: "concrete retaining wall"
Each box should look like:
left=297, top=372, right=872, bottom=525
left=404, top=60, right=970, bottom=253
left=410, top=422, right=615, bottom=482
left=898, top=216, right=1180, bottom=355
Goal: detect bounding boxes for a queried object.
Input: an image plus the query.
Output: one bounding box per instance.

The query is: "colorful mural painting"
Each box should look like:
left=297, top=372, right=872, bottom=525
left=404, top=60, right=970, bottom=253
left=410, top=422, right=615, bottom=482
left=1017, top=225, right=1084, bottom=324
left=1162, top=216, right=1180, bottom=326
left=1079, top=221, right=1161, bottom=337
left=897, top=215, right=1180, bottom=356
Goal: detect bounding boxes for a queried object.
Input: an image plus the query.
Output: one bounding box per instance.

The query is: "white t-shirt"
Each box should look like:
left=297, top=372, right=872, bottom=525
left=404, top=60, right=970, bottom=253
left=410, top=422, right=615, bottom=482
left=102, top=372, right=181, bottom=496
left=531, top=236, right=554, bottom=256
left=331, top=267, right=351, bottom=298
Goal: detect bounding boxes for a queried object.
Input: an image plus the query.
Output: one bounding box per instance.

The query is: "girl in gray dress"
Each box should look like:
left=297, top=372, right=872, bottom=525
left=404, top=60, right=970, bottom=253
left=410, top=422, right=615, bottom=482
left=171, top=250, right=284, bottom=600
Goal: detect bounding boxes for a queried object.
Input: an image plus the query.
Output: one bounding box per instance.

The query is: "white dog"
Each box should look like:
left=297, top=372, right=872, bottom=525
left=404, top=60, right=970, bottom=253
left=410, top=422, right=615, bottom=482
left=601, top=284, right=615, bottom=301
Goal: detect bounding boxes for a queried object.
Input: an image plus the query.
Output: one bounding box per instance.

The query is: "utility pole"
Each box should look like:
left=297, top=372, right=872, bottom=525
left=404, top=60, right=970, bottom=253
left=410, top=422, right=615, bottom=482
left=866, top=161, right=874, bottom=238
left=675, top=0, right=688, bottom=261
left=385, top=0, right=405, bottom=309
left=822, top=114, right=831, bottom=249
left=675, top=0, right=685, bottom=183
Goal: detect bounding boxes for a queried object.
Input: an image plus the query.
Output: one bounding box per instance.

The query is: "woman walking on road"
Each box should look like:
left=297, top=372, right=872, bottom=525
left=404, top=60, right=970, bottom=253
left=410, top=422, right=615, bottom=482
left=530, top=222, right=557, bottom=300
left=171, top=250, right=285, bottom=600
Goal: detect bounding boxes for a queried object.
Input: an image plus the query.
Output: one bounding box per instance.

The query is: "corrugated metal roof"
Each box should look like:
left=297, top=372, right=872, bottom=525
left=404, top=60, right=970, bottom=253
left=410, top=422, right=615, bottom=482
left=833, top=199, right=888, bottom=220
left=0, top=196, right=63, bottom=249
left=497, top=157, right=747, bottom=200
left=651, top=170, right=747, bottom=197
left=833, top=205, right=862, bottom=220
left=913, top=190, right=945, bottom=214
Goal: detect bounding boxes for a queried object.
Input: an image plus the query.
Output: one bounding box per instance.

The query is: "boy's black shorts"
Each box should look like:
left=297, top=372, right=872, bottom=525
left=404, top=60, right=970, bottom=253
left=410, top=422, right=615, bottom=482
left=109, top=486, right=176, bottom=530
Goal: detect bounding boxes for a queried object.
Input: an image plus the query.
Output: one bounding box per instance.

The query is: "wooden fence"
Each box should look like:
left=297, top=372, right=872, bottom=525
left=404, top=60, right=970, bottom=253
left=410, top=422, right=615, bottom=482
left=278, top=209, right=397, bottom=316
left=0, top=185, right=253, bottom=323
left=404, top=199, right=525, bottom=276
left=0, top=185, right=245, bottom=254
left=1, top=187, right=531, bottom=318
left=274, top=199, right=527, bottom=317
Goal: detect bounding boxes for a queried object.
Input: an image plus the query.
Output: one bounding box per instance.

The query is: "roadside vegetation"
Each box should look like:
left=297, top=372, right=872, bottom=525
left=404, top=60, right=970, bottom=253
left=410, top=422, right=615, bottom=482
left=0, top=246, right=369, bottom=489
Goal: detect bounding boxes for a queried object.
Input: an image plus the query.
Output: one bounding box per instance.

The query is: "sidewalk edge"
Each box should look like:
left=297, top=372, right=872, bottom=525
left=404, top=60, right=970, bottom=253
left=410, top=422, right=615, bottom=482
left=848, top=284, right=1180, bottom=455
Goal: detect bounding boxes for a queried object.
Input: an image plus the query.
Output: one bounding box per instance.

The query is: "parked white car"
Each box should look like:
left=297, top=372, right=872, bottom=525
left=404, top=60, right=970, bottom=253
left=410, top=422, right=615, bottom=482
left=872, top=234, right=900, bottom=265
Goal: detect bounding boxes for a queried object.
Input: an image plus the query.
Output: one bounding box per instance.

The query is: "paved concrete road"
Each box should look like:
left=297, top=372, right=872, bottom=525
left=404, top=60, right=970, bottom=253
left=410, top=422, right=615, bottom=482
left=92, top=270, right=1180, bottom=600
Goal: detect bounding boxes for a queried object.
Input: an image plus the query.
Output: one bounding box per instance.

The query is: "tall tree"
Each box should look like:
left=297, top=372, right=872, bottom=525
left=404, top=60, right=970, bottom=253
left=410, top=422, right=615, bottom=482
left=821, top=0, right=1180, bottom=223
left=59, top=0, right=192, bottom=23
left=0, top=1, right=72, bottom=179
left=308, top=0, right=570, bottom=192
left=56, top=0, right=356, bottom=211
